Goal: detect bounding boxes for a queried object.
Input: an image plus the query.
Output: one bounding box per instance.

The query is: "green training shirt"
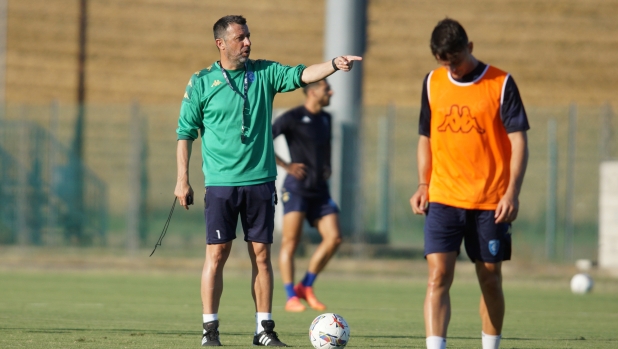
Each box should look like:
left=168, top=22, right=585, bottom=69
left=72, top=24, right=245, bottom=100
left=176, top=59, right=306, bottom=186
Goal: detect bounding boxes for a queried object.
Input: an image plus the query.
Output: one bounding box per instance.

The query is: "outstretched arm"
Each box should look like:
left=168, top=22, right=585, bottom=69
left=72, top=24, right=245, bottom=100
left=495, top=131, right=528, bottom=223
left=174, top=139, right=195, bottom=210
left=301, top=55, right=363, bottom=84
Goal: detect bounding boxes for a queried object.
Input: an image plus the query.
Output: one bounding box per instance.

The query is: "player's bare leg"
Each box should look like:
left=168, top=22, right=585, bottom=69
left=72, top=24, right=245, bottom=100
left=295, top=213, right=342, bottom=311
left=248, top=241, right=288, bottom=346
left=475, top=261, right=504, bottom=335
left=279, top=211, right=306, bottom=312
left=424, top=252, right=457, bottom=338
left=201, top=242, right=233, bottom=314
left=309, top=213, right=342, bottom=274
left=279, top=212, right=306, bottom=285
left=247, top=241, right=274, bottom=313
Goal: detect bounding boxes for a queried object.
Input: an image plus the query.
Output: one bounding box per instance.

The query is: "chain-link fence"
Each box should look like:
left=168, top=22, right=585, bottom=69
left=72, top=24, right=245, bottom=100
left=0, top=102, right=614, bottom=262
left=0, top=106, right=107, bottom=245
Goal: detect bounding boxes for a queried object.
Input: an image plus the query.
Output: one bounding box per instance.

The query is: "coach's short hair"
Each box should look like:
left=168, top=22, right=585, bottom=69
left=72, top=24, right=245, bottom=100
left=302, top=79, right=327, bottom=95
left=213, top=15, right=247, bottom=40
left=430, top=18, right=469, bottom=60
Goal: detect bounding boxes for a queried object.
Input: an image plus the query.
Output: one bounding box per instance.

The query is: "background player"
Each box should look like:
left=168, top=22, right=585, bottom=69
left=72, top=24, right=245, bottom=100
left=174, top=15, right=361, bottom=346
left=272, top=79, right=342, bottom=312
left=410, top=18, right=529, bottom=349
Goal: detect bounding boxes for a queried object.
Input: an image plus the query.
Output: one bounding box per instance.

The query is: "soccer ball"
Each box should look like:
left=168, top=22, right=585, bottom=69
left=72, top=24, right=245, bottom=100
left=570, top=273, right=593, bottom=294
left=309, top=313, right=350, bottom=349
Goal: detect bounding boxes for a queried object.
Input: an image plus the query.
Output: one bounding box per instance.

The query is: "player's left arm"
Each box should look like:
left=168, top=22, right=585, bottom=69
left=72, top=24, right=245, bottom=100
left=301, top=55, right=363, bottom=84
left=495, top=75, right=530, bottom=223
left=495, top=131, right=529, bottom=223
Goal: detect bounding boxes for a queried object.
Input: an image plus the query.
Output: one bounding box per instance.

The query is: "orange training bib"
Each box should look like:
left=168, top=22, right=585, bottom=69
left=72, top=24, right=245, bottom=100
left=427, top=65, right=511, bottom=210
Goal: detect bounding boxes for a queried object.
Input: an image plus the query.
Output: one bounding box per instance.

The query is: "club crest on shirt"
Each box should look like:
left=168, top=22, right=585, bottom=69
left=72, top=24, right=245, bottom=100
left=302, top=116, right=312, bottom=123
left=488, top=239, right=500, bottom=256
left=437, top=105, right=485, bottom=134
left=247, top=71, right=255, bottom=82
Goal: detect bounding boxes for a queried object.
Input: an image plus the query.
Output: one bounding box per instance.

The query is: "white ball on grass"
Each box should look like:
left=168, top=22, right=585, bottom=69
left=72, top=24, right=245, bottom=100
left=309, top=313, right=350, bottom=349
left=570, top=273, right=593, bottom=294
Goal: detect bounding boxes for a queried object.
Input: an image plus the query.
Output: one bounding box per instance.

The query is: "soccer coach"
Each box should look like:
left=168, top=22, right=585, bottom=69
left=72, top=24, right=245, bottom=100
left=174, top=15, right=361, bottom=347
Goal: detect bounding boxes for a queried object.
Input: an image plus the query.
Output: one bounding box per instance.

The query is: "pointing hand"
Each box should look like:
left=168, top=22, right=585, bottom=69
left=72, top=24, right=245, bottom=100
left=333, top=55, right=363, bottom=72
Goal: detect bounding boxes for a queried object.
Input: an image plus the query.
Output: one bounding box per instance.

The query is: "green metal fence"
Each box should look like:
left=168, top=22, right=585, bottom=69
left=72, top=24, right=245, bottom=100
left=1, top=102, right=614, bottom=262
left=360, top=104, right=615, bottom=262
left=0, top=114, right=108, bottom=245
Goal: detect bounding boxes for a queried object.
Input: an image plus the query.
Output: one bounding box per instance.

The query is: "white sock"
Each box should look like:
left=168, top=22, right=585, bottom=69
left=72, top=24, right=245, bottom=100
left=203, top=314, right=218, bottom=333
left=256, top=312, right=272, bottom=334
left=482, top=332, right=501, bottom=349
left=426, top=336, right=446, bottom=349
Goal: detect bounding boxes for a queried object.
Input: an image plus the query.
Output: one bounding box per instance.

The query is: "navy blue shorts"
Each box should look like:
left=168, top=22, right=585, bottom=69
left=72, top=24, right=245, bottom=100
left=281, top=187, right=339, bottom=227
left=424, top=203, right=511, bottom=263
left=203, top=181, right=276, bottom=244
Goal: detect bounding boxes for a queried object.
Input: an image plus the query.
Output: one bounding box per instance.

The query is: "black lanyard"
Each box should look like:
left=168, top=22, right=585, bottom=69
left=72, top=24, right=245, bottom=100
left=219, top=61, right=250, bottom=141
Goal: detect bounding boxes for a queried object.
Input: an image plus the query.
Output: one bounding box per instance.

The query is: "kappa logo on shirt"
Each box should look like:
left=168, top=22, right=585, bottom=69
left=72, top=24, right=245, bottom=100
left=301, top=116, right=312, bottom=123
left=437, top=105, right=485, bottom=134
left=211, top=80, right=222, bottom=88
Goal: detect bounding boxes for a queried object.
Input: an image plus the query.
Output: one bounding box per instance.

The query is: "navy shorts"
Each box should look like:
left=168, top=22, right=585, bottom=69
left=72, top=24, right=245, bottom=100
left=424, top=203, right=511, bottom=263
left=281, top=187, right=339, bottom=227
left=203, top=181, right=277, bottom=244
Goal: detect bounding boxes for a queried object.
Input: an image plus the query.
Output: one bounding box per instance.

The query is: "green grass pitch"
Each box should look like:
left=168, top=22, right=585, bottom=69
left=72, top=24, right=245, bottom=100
left=0, top=269, right=617, bottom=348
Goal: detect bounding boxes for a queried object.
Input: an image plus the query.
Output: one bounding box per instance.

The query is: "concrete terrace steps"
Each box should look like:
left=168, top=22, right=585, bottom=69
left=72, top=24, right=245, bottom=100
left=7, top=0, right=617, bottom=107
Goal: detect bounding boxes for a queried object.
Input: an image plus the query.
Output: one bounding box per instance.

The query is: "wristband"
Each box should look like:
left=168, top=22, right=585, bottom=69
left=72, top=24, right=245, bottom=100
left=418, top=183, right=428, bottom=187
left=332, top=57, right=339, bottom=71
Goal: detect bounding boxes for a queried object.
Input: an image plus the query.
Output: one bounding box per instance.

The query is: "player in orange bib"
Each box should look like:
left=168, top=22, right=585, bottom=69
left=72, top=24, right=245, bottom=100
left=410, top=18, right=529, bottom=349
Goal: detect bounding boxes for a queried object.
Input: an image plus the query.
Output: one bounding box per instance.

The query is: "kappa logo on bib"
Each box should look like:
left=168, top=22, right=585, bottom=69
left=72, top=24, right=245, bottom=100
left=302, top=116, right=311, bottom=123
left=437, top=105, right=486, bottom=134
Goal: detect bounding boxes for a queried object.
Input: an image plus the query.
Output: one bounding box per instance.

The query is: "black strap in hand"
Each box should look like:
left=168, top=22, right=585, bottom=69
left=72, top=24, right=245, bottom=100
left=149, top=197, right=177, bottom=257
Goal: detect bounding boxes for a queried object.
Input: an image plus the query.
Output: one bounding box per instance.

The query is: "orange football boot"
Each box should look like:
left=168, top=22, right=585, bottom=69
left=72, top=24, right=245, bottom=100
left=284, top=296, right=306, bottom=312
left=294, top=283, right=326, bottom=311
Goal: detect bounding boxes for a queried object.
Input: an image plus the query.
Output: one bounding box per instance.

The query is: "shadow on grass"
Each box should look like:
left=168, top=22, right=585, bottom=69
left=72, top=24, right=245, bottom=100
left=6, top=328, right=617, bottom=347
left=352, top=334, right=618, bottom=343
left=505, top=336, right=618, bottom=342
left=0, top=327, right=234, bottom=336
